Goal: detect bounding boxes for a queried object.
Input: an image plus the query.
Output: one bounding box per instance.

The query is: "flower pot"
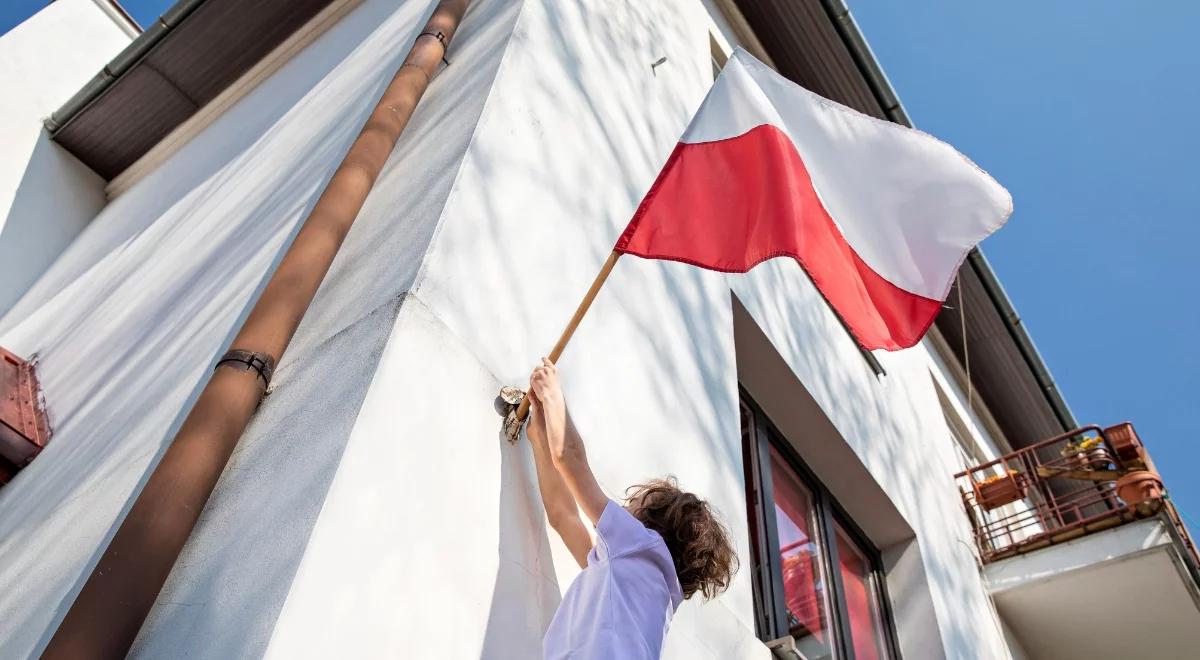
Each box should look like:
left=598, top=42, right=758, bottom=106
left=975, top=475, right=1027, bottom=511
left=1067, top=447, right=1110, bottom=471
left=1116, top=470, right=1164, bottom=507
left=1104, top=423, right=1142, bottom=463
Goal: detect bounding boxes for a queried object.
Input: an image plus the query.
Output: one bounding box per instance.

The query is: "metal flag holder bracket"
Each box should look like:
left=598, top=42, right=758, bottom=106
left=496, top=386, right=526, bottom=443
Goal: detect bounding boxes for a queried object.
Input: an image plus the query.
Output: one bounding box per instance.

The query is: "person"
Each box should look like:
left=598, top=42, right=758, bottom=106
left=525, top=358, right=737, bottom=660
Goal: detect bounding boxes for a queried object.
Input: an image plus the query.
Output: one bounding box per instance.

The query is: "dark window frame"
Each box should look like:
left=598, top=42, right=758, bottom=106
left=740, top=390, right=902, bottom=659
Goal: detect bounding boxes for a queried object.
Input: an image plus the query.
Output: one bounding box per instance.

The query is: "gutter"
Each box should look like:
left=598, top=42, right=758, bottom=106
left=106, top=1, right=142, bottom=31
left=93, top=0, right=143, bottom=37
left=965, top=250, right=1076, bottom=430
left=44, top=0, right=208, bottom=134
left=818, top=0, right=1077, bottom=432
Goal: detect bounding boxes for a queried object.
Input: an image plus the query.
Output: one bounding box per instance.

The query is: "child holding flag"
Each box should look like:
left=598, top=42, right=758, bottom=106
left=525, top=358, right=737, bottom=659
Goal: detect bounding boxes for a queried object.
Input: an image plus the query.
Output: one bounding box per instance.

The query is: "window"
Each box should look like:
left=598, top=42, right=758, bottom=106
left=741, top=394, right=899, bottom=659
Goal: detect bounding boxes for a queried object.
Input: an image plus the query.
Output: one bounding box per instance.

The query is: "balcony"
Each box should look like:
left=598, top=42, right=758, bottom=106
left=955, top=423, right=1200, bottom=659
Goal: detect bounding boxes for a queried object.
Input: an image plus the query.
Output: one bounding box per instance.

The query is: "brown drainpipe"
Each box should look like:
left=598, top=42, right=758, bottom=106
left=43, top=1, right=471, bottom=657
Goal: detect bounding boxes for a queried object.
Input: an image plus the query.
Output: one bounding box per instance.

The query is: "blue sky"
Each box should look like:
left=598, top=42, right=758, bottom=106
left=3, top=2, right=1196, bottom=519
left=850, top=0, right=1200, bottom=520
left=1, top=0, right=167, bottom=35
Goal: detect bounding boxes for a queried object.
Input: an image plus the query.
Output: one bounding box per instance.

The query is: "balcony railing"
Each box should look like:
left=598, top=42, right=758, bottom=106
left=954, top=423, right=1197, bottom=564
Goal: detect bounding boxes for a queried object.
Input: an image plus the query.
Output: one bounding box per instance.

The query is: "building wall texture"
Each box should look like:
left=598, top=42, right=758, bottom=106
left=0, top=0, right=134, bottom=317
left=0, top=1, right=1016, bottom=658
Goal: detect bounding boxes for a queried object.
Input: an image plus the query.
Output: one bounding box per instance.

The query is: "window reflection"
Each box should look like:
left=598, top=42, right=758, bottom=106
left=836, top=523, right=889, bottom=660
left=770, top=446, right=834, bottom=659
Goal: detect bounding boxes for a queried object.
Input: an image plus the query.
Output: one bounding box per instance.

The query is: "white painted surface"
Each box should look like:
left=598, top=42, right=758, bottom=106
left=0, top=0, right=1052, bottom=658
left=985, top=517, right=1170, bottom=593
left=989, top=519, right=1200, bottom=660
left=0, top=0, right=518, bottom=655
left=281, top=0, right=1011, bottom=656
left=136, top=0, right=526, bottom=656
left=0, top=0, right=133, bottom=317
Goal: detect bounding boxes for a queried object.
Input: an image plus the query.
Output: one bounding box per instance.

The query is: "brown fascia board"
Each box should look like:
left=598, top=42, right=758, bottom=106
left=47, top=0, right=337, bottom=179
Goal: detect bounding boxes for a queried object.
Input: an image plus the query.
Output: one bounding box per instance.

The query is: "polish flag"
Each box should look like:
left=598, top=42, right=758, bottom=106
left=615, top=49, right=1012, bottom=350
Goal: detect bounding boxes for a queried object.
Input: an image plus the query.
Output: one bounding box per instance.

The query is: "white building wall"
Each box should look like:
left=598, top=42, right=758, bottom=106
left=0, top=0, right=520, bottom=656
left=0, top=0, right=1018, bottom=658
left=271, top=0, right=1014, bottom=658
left=0, top=0, right=134, bottom=317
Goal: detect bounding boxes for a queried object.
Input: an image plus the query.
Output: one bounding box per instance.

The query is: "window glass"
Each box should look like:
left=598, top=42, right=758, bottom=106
left=769, top=446, right=834, bottom=659
left=741, top=394, right=897, bottom=658
left=835, top=523, right=889, bottom=660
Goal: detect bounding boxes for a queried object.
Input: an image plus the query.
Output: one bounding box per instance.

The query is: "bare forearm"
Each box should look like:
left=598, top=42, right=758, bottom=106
left=550, top=410, right=608, bottom=524
left=528, top=358, right=608, bottom=528
left=527, top=421, right=578, bottom=528
left=549, top=412, right=587, bottom=478
left=529, top=423, right=592, bottom=568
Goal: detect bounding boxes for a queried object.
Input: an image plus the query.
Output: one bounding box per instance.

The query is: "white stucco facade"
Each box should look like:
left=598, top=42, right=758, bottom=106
left=0, top=1, right=1028, bottom=658
left=0, top=0, right=135, bottom=317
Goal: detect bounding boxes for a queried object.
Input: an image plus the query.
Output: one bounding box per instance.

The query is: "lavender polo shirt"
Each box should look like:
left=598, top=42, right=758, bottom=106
left=543, top=500, right=685, bottom=659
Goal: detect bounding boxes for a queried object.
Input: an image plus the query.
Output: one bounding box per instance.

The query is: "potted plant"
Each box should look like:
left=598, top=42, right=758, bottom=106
left=1116, top=470, right=1164, bottom=508
left=1061, top=435, right=1109, bottom=471
left=974, top=469, right=1027, bottom=511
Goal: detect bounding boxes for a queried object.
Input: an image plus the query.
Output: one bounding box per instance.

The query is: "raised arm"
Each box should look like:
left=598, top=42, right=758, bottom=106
left=529, top=359, right=608, bottom=525
left=527, top=381, right=592, bottom=568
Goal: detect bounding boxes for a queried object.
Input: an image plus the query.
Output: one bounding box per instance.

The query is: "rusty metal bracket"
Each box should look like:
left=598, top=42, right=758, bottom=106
left=497, top=386, right=525, bottom=443
left=216, top=349, right=276, bottom=391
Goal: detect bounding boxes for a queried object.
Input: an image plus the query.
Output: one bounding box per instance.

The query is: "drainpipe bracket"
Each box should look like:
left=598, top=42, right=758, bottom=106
left=418, top=30, right=451, bottom=65
left=216, top=349, right=276, bottom=394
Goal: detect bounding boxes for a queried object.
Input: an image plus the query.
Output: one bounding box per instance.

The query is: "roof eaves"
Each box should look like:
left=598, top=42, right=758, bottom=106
left=45, top=0, right=208, bottom=134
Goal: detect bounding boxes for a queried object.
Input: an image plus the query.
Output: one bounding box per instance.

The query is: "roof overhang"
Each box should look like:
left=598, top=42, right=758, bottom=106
left=47, top=0, right=342, bottom=180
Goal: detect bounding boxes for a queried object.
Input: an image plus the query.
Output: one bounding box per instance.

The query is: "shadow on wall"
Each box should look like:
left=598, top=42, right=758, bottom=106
left=0, top=0, right=439, bottom=656
left=128, top=296, right=406, bottom=658
left=410, top=0, right=1006, bottom=655
left=0, top=131, right=107, bottom=318
left=413, top=0, right=753, bottom=654
left=123, top=0, right=547, bottom=655
left=481, top=426, right=564, bottom=658
left=415, top=0, right=745, bottom=492
left=733, top=260, right=1010, bottom=658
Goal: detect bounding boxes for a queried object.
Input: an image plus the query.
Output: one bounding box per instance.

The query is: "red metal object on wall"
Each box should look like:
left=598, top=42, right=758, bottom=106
left=0, top=347, right=49, bottom=484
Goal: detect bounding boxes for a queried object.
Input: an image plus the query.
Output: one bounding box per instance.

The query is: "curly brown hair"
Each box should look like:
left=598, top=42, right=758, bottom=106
left=624, top=478, right=738, bottom=600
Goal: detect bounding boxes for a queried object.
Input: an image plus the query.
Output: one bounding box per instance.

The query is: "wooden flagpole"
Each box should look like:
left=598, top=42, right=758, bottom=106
left=513, top=250, right=621, bottom=423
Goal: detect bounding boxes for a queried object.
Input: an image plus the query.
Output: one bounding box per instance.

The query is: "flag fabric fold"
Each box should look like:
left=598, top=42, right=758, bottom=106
left=615, top=48, right=1012, bottom=350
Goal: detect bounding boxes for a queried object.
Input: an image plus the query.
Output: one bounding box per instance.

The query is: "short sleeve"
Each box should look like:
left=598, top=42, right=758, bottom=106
left=594, top=500, right=657, bottom=560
